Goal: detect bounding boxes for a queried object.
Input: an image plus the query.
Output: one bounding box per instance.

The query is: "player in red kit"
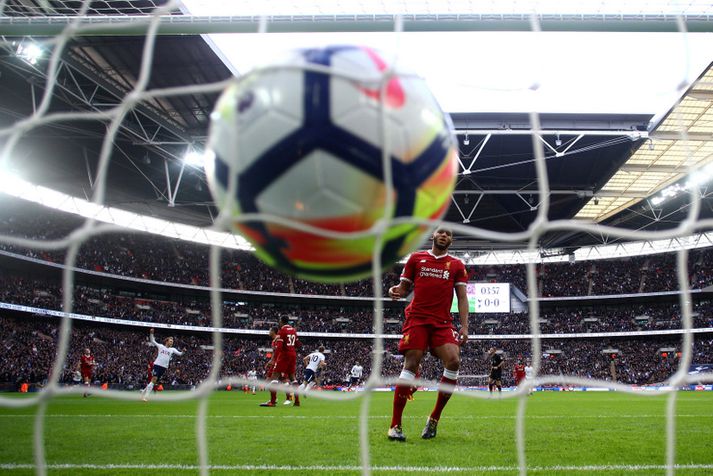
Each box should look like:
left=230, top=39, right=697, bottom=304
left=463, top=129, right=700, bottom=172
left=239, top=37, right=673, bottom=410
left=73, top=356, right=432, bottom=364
left=513, top=360, right=526, bottom=386
left=387, top=227, right=470, bottom=441
left=260, top=327, right=282, bottom=407
left=77, top=348, right=96, bottom=397
left=276, top=315, right=300, bottom=406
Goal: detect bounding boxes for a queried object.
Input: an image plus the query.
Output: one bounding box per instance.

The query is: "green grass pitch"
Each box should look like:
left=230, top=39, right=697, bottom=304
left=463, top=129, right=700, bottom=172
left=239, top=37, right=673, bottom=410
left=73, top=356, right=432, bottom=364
left=0, top=390, right=712, bottom=475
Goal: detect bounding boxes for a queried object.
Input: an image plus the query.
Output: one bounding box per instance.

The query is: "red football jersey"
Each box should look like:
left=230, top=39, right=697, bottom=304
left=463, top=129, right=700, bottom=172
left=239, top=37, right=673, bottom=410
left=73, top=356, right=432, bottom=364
left=514, top=363, right=526, bottom=378
left=278, top=325, right=298, bottom=355
left=271, top=336, right=282, bottom=361
left=80, top=354, right=95, bottom=372
left=401, top=250, right=468, bottom=325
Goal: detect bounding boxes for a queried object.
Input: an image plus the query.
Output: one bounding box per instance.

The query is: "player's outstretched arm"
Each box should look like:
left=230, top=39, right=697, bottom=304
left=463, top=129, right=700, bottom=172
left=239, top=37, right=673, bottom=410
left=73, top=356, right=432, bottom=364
left=149, top=328, right=157, bottom=346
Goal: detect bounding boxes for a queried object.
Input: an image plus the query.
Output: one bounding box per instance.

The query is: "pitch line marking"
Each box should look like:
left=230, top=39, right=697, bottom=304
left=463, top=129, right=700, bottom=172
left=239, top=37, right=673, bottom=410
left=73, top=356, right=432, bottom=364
left=0, top=414, right=709, bottom=419
left=1, top=463, right=713, bottom=473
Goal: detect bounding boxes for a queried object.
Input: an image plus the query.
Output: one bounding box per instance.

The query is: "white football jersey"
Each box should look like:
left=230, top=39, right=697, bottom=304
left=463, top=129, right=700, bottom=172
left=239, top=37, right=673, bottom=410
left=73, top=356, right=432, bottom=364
left=150, top=335, right=183, bottom=368
left=525, top=365, right=534, bottom=379
left=306, top=352, right=326, bottom=372
left=247, top=370, right=257, bottom=380
left=351, top=365, right=363, bottom=378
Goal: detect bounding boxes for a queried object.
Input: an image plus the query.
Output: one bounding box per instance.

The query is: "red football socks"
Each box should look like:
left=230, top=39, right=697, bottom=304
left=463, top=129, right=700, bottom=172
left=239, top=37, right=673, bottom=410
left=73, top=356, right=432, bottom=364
left=429, top=376, right=457, bottom=422
left=390, top=384, right=411, bottom=428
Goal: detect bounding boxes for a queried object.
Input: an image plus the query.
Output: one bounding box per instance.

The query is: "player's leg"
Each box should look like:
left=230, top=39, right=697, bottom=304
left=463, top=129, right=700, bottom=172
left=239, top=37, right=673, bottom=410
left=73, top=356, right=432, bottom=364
left=283, top=355, right=299, bottom=405
left=261, top=379, right=279, bottom=406
left=279, top=373, right=293, bottom=405
left=142, top=376, right=157, bottom=401
left=389, top=348, right=424, bottom=441
left=82, top=374, right=91, bottom=397
left=423, top=339, right=461, bottom=439
left=289, top=372, right=300, bottom=406
left=408, top=366, right=421, bottom=401
left=277, top=357, right=295, bottom=405
left=142, top=376, right=156, bottom=396
left=260, top=368, right=278, bottom=406
left=496, top=378, right=502, bottom=396
left=262, top=361, right=283, bottom=407
left=390, top=323, right=430, bottom=440
left=261, top=376, right=279, bottom=406
left=298, top=370, right=310, bottom=392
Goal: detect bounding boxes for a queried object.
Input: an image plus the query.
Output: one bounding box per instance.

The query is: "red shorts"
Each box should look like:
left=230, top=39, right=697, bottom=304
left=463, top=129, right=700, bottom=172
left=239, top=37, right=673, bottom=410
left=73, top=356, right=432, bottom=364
left=81, top=370, right=92, bottom=380
left=274, top=353, right=297, bottom=376
left=398, top=321, right=459, bottom=353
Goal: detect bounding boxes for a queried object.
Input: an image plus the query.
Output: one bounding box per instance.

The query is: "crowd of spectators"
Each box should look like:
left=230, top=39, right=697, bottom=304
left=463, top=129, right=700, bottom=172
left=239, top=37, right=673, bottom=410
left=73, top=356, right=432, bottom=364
left=3, top=198, right=713, bottom=391
left=479, top=304, right=713, bottom=334
left=3, top=197, right=713, bottom=299
left=1, top=315, right=711, bottom=389
left=2, top=273, right=713, bottom=336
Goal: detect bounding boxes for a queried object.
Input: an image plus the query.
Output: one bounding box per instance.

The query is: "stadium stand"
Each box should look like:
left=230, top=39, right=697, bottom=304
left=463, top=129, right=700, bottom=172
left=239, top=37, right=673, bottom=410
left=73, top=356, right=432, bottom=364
left=4, top=198, right=713, bottom=299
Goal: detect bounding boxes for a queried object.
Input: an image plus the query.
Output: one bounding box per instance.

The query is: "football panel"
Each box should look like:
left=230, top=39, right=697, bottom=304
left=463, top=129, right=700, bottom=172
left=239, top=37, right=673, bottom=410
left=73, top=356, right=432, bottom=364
left=256, top=150, right=382, bottom=226
left=271, top=222, right=422, bottom=283
left=332, top=105, right=410, bottom=163
left=412, top=147, right=459, bottom=221
left=205, top=155, right=243, bottom=223
left=330, top=49, right=451, bottom=165
left=207, top=71, right=304, bottom=179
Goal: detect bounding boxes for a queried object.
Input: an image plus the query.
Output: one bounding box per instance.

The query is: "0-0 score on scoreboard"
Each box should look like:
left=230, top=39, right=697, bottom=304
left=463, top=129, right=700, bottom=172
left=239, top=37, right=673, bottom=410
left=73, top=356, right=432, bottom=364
left=450, top=282, right=511, bottom=314
left=474, top=282, right=510, bottom=313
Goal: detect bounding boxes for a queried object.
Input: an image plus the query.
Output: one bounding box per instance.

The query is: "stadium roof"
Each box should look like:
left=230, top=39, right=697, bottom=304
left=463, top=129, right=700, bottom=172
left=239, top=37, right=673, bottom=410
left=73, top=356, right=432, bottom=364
left=1, top=0, right=713, bottom=256
left=577, top=66, right=713, bottom=222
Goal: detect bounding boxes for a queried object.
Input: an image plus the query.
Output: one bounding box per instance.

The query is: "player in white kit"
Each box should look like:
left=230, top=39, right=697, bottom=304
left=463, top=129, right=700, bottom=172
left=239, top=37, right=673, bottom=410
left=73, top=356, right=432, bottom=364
left=298, top=346, right=326, bottom=393
left=247, top=369, right=258, bottom=394
left=524, top=361, right=534, bottom=395
left=349, top=363, right=364, bottom=390
left=140, top=328, right=185, bottom=401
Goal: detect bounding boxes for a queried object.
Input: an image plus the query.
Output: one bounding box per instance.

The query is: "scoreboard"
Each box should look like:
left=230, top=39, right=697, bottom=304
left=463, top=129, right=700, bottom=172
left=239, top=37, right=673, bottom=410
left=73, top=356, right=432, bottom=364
left=450, top=282, right=511, bottom=314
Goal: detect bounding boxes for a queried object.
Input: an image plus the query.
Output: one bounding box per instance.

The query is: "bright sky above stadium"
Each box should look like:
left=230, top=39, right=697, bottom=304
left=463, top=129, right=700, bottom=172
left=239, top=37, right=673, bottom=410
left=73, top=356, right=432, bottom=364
left=182, top=0, right=713, bottom=118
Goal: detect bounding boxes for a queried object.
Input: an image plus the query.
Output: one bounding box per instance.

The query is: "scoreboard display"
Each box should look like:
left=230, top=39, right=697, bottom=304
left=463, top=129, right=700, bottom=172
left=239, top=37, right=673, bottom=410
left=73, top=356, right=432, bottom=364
left=450, top=282, right=511, bottom=314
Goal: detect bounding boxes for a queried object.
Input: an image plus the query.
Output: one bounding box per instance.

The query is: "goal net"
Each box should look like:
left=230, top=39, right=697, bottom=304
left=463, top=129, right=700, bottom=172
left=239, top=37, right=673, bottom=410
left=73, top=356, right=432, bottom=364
left=1, top=1, right=712, bottom=475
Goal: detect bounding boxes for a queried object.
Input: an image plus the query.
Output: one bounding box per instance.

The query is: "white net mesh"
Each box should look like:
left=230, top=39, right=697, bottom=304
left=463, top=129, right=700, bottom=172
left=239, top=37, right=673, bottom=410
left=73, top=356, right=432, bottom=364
left=1, top=1, right=713, bottom=475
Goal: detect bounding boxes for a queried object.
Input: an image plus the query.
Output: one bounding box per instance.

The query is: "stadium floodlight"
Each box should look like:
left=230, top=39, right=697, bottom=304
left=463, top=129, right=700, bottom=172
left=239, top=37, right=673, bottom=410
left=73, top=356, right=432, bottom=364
left=650, top=195, right=666, bottom=206
left=647, top=159, right=713, bottom=207
left=0, top=170, right=253, bottom=250
left=15, top=41, right=42, bottom=65
left=687, top=160, right=713, bottom=188
left=183, top=147, right=206, bottom=168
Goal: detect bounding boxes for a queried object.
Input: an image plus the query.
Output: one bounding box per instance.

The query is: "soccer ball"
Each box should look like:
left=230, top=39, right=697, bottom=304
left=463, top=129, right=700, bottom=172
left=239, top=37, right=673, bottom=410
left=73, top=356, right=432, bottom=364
left=205, top=45, right=458, bottom=283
